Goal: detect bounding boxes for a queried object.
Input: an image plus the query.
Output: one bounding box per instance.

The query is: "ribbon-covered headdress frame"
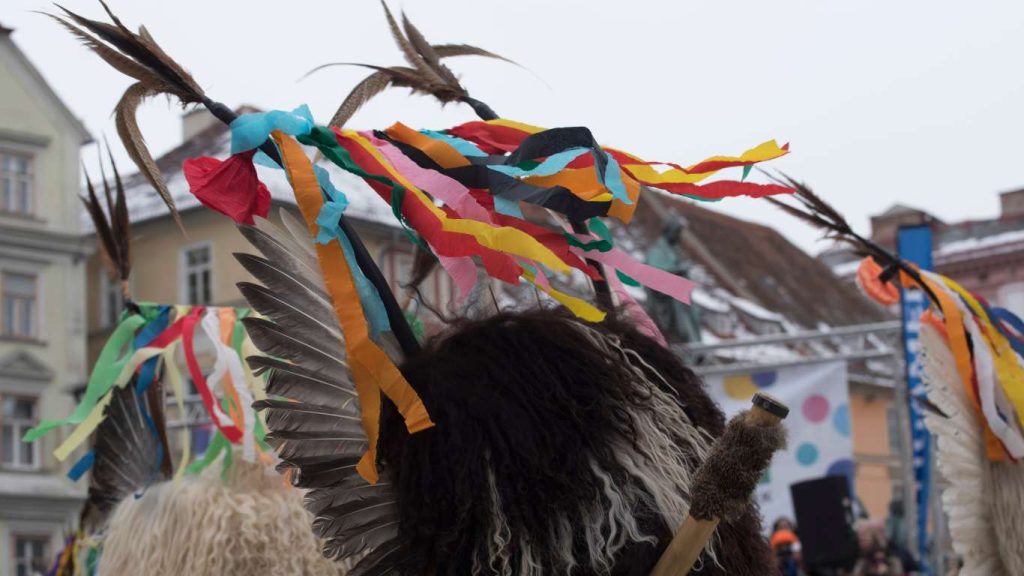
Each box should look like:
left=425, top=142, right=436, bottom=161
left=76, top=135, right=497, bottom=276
left=54, top=1, right=796, bottom=485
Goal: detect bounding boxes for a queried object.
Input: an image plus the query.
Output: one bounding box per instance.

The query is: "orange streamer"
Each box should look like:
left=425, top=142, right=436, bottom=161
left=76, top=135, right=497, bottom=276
left=272, top=131, right=434, bottom=483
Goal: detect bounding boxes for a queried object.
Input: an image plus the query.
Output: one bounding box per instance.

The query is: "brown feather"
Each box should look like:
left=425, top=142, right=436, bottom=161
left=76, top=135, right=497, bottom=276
left=106, top=143, right=132, bottom=284
left=55, top=4, right=202, bottom=100
left=432, top=43, right=518, bottom=66
left=379, top=0, right=442, bottom=84
left=47, top=15, right=161, bottom=86
left=313, top=3, right=515, bottom=126
left=329, top=71, right=393, bottom=128
left=115, top=82, right=184, bottom=231
left=82, top=146, right=133, bottom=289
left=400, top=11, right=457, bottom=86
left=80, top=172, right=118, bottom=282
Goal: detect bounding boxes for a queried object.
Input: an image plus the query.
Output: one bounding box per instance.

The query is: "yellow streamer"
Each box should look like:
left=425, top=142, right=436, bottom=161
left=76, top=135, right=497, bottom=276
left=344, top=130, right=573, bottom=274
left=54, top=346, right=167, bottom=461
left=941, top=278, right=1024, bottom=430
left=522, top=271, right=606, bottom=322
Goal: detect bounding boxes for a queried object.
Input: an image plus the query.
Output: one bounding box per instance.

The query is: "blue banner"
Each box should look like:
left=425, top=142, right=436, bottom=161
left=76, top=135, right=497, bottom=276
left=897, top=225, right=933, bottom=572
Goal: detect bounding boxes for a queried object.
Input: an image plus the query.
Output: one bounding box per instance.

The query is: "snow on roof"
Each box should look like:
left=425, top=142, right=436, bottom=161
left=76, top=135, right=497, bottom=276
left=691, top=287, right=730, bottom=314
left=724, top=293, right=787, bottom=323
left=935, top=228, right=1024, bottom=258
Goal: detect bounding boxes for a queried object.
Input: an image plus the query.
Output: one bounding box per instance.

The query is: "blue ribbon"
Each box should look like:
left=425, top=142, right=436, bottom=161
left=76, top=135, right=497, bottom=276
left=67, top=449, right=95, bottom=481
left=598, top=151, right=631, bottom=204
left=64, top=306, right=171, bottom=483
left=314, top=165, right=350, bottom=243
left=311, top=168, right=391, bottom=339
left=493, top=196, right=524, bottom=219
left=421, top=129, right=488, bottom=157
left=230, top=105, right=315, bottom=154
left=988, top=306, right=1024, bottom=357
left=134, top=306, right=171, bottom=394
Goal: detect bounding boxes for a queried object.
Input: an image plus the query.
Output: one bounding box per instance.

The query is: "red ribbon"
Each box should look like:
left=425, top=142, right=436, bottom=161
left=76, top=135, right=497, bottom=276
left=180, top=307, right=243, bottom=444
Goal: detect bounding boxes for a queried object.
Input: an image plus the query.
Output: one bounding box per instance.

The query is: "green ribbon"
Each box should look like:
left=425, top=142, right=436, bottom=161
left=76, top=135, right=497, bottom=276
left=186, top=431, right=228, bottom=475
left=563, top=217, right=615, bottom=253
left=23, top=313, right=148, bottom=441
left=616, top=270, right=641, bottom=287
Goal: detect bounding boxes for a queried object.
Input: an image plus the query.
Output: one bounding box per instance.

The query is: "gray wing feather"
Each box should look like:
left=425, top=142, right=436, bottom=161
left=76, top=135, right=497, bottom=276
left=236, top=218, right=405, bottom=566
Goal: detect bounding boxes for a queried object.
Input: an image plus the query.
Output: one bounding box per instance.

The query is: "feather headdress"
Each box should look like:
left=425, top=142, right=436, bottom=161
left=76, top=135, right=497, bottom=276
left=52, top=2, right=795, bottom=574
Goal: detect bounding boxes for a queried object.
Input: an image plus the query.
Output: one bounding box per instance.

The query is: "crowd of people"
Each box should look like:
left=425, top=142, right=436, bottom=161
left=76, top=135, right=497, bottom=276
left=768, top=500, right=937, bottom=576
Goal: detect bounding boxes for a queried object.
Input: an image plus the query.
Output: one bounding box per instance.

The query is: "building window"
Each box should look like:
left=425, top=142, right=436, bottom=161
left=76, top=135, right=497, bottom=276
left=0, top=152, right=34, bottom=216
left=180, top=243, right=213, bottom=305
left=2, top=273, right=37, bottom=338
left=2, top=396, right=39, bottom=470
left=12, top=534, right=49, bottom=576
left=99, top=273, right=125, bottom=328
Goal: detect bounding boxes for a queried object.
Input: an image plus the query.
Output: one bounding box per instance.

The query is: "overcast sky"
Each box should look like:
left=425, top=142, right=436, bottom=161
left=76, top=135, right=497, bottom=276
left=6, top=1, right=1024, bottom=253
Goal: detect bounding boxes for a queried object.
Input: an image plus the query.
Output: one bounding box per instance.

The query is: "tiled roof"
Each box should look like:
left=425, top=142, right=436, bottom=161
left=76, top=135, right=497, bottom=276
left=630, top=192, right=888, bottom=329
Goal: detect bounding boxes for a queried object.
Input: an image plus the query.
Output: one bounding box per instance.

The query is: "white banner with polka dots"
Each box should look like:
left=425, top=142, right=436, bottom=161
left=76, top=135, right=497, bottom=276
left=704, top=361, right=852, bottom=531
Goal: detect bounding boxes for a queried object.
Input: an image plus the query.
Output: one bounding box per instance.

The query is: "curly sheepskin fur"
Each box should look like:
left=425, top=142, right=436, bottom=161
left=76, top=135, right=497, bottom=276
left=98, top=457, right=350, bottom=575
left=380, top=308, right=773, bottom=575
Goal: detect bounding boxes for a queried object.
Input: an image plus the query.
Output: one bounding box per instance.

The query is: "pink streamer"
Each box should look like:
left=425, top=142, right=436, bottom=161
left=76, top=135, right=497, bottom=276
left=367, top=133, right=494, bottom=223
left=438, top=254, right=478, bottom=304
left=607, top=268, right=668, bottom=347
left=570, top=242, right=696, bottom=305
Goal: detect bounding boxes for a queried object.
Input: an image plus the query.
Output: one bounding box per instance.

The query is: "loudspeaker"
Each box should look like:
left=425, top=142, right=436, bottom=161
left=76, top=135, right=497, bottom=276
left=790, top=476, right=858, bottom=569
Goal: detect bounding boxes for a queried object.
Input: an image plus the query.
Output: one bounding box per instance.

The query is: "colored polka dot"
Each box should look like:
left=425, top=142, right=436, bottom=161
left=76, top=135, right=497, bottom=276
left=833, top=404, right=851, bottom=437
left=827, top=459, right=856, bottom=494
left=724, top=375, right=757, bottom=401
left=752, top=371, right=777, bottom=388
left=826, top=458, right=855, bottom=479
left=802, top=394, right=831, bottom=423
left=796, top=443, right=819, bottom=466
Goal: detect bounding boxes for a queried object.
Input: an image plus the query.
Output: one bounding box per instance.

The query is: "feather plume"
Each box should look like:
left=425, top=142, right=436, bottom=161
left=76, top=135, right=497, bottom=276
left=764, top=173, right=857, bottom=245
left=81, top=146, right=131, bottom=295
left=307, top=1, right=516, bottom=127
left=236, top=218, right=406, bottom=570
left=764, top=172, right=944, bottom=307
left=51, top=2, right=208, bottom=228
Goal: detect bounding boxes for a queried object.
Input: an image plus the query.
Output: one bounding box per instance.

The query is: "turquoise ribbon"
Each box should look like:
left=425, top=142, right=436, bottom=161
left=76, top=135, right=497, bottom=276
left=599, top=152, right=631, bottom=204
left=230, top=105, right=314, bottom=154
left=489, top=147, right=590, bottom=178
left=421, top=129, right=487, bottom=157
left=313, top=165, right=350, bottom=243
left=309, top=164, right=390, bottom=339
left=493, top=195, right=524, bottom=219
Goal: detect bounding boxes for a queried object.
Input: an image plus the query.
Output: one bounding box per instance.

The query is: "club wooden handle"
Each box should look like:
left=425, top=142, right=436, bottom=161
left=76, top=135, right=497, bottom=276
left=650, top=393, right=788, bottom=576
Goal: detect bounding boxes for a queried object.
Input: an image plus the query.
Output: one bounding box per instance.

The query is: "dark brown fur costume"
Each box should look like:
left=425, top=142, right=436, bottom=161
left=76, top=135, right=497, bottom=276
left=380, top=308, right=773, bottom=575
